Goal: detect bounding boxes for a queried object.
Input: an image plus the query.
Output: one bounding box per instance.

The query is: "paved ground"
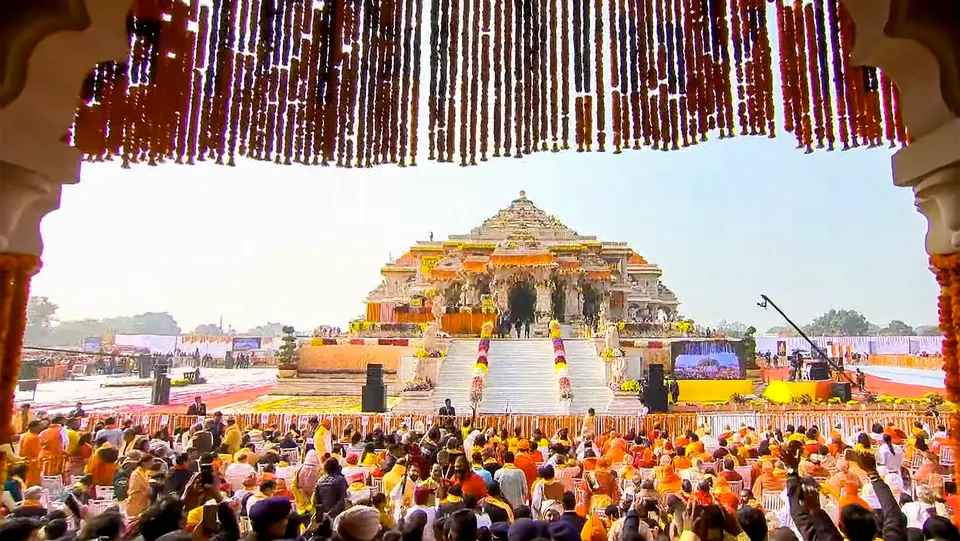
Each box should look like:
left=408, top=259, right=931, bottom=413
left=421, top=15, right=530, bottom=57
left=16, top=364, right=945, bottom=416
left=15, top=368, right=277, bottom=415
left=763, top=365, right=943, bottom=398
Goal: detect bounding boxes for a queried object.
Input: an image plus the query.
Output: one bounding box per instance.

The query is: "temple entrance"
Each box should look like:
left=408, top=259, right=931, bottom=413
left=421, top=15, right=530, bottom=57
left=582, top=284, right=601, bottom=328
left=508, top=281, right=536, bottom=325
left=551, top=278, right=566, bottom=322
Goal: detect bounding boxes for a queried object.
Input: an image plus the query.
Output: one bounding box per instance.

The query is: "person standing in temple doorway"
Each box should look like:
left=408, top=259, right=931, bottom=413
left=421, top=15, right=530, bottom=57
left=514, top=318, right=522, bottom=339
left=523, top=319, right=531, bottom=339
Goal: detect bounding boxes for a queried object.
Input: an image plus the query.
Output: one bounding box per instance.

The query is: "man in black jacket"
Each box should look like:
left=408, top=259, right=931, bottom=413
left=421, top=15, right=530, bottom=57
left=313, top=457, right=348, bottom=519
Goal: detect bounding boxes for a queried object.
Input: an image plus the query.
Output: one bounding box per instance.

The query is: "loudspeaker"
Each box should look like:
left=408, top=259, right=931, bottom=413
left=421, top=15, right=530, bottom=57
left=809, top=362, right=831, bottom=381
left=648, top=363, right=664, bottom=389
left=644, top=385, right=669, bottom=413
left=137, top=355, right=153, bottom=379
left=362, top=364, right=387, bottom=412
left=831, top=382, right=852, bottom=402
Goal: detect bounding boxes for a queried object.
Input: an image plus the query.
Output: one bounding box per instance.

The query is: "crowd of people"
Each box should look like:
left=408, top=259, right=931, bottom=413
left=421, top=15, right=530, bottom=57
left=2, top=407, right=957, bottom=541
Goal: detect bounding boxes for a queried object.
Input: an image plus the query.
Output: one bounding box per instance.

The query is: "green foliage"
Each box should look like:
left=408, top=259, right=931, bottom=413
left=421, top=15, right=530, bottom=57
left=881, top=320, right=914, bottom=336
left=244, top=322, right=286, bottom=337
left=715, top=320, right=748, bottom=338
left=23, top=296, right=181, bottom=347
left=24, top=296, right=58, bottom=344
left=741, top=326, right=758, bottom=368
left=277, top=325, right=299, bottom=368
left=191, top=324, right=225, bottom=335
left=765, top=325, right=799, bottom=337
left=915, top=325, right=942, bottom=337
left=803, top=309, right=871, bottom=336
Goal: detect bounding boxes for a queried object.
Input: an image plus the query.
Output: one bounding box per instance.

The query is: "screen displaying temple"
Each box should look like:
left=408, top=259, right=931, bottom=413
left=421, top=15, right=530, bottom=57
left=670, top=340, right=745, bottom=380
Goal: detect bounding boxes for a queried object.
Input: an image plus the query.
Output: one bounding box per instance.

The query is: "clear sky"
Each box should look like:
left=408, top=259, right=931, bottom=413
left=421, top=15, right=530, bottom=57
left=32, top=134, right=936, bottom=334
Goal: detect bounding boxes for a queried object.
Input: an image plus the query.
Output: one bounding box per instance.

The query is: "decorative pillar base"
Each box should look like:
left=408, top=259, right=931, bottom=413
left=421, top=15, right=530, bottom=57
left=0, top=253, right=40, bottom=478
left=931, top=252, right=960, bottom=526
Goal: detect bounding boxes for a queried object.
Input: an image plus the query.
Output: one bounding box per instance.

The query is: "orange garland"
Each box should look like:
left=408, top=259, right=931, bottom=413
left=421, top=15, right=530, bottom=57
left=70, top=0, right=908, bottom=167
left=932, top=253, right=960, bottom=527
left=0, top=253, right=41, bottom=483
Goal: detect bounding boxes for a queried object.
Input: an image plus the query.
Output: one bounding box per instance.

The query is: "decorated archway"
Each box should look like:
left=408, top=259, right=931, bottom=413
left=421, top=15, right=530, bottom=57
left=508, top=280, right=537, bottom=326
left=0, top=0, right=958, bottom=484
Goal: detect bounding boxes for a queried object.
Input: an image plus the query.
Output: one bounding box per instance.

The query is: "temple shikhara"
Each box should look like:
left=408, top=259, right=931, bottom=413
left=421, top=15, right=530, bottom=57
left=364, top=191, right=679, bottom=334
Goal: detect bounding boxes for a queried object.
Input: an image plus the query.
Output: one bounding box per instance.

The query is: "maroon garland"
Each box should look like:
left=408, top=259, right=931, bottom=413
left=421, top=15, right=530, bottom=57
left=73, top=0, right=911, bottom=167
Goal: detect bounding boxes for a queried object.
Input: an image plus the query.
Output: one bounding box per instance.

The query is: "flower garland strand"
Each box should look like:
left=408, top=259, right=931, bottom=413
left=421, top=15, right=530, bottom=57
left=72, top=0, right=913, bottom=167
left=551, top=320, right=573, bottom=401
left=470, top=321, right=495, bottom=406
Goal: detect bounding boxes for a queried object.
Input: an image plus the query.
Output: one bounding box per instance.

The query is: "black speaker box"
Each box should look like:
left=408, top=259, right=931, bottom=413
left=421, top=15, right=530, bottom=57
left=362, top=364, right=387, bottom=412
left=809, top=362, right=831, bottom=381
left=831, top=382, right=852, bottom=402
left=644, top=385, right=669, bottom=413
left=648, top=363, right=664, bottom=388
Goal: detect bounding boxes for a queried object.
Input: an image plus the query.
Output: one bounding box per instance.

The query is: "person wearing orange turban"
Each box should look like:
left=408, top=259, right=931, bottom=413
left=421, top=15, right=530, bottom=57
left=713, top=476, right=740, bottom=511
left=514, top=440, right=539, bottom=492
left=752, top=460, right=786, bottom=498
left=582, top=457, right=619, bottom=514
left=657, top=462, right=683, bottom=495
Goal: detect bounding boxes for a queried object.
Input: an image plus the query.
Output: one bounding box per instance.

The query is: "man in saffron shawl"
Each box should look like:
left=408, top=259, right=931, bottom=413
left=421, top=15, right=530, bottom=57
left=582, top=457, right=619, bottom=513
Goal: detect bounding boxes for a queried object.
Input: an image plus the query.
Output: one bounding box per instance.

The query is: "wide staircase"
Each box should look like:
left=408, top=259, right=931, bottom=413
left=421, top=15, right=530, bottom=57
left=431, top=339, right=483, bottom=412
left=562, top=339, right=610, bottom=413
left=481, top=339, right=561, bottom=413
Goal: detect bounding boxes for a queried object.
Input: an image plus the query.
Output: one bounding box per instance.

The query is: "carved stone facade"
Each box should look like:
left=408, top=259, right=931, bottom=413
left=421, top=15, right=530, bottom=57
left=365, top=192, right=681, bottom=324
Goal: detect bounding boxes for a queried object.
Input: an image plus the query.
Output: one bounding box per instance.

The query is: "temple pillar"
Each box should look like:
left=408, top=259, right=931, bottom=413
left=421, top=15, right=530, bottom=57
left=0, top=1, right=132, bottom=473
left=843, top=0, right=960, bottom=504
left=564, top=281, right=581, bottom=319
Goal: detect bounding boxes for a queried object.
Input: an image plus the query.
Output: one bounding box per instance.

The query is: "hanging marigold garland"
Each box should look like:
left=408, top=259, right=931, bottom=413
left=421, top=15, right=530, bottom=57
left=932, top=252, right=960, bottom=514
left=503, top=0, right=514, bottom=156
left=459, top=0, right=472, bottom=166
left=480, top=0, right=491, bottom=161
left=550, top=0, right=560, bottom=151
left=594, top=0, right=606, bottom=151
left=71, top=0, right=911, bottom=168
left=560, top=0, right=570, bottom=149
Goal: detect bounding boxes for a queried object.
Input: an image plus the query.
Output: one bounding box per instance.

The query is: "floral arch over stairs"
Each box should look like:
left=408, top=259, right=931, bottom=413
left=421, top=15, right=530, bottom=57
left=0, top=0, right=958, bottom=488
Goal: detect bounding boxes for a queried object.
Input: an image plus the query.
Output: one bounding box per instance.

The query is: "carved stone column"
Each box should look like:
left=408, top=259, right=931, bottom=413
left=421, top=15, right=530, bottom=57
left=844, top=0, right=960, bottom=483
left=564, top=280, right=580, bottom=319
left=0, top=1, right=132, bottom=472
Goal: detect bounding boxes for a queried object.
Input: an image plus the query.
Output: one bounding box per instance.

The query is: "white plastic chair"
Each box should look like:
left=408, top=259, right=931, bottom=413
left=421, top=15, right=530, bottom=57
left=370, top=477, right=383, bottom=495
left=239, top=517, right=252, bottom=534
left=41, top=475, right=64, bottom=493
left=728, top=480, right=743, bottom=495
left=281, top=449, right=300, bottom=465
left=276, top=465, right=297, bottom=481
left=86, top=499, right=117, bottom=517
left=762, top=491, right=785, bottom=512
left=95, top=485, right=115, bottom=500
left=941, top=446, right=955, bottom=467
left=735, top=466, right=753, bottom=487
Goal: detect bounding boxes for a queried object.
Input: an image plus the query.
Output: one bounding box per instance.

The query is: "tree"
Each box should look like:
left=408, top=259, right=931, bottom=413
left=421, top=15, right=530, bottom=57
left=23, top=296, right=58, bottom=345
left=915, top=325, right=942, bottom=336
left=741, top=326, right=758, bottom=367
left=881, top=320, right=915, bottom=336
left=765, top=326, right=799, bottom=337
left=191, top=324, right=225, bottom=335
left=127, top=312, right=181, bottom=335
left=244, top=322, right=286, bottom=337
left=277, top=326, right=299, bottom=370
left=715, top=320, right=748, bottom=338
left=803, top=309, right=871, bottom=336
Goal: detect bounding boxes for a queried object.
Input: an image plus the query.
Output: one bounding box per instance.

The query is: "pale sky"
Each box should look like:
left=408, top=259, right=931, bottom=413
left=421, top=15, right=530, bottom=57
left=32, top=135, right=936, bottom=334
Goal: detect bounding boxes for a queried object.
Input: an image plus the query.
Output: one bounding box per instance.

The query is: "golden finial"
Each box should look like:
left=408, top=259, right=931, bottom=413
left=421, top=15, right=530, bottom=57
left=519, top=190, right=526, bottom=199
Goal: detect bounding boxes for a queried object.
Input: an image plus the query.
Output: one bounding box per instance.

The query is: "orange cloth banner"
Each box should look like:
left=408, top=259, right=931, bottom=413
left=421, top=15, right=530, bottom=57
left=395, top=312, right=492, bottom=335
left=297, top=345, right=413, bottom=373
left=366, top=303, right=381, bottom=323
left=867, top=354, right=943, bottom=371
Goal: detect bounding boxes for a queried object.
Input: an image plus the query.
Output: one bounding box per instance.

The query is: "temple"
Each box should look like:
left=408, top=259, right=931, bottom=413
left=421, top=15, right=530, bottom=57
left=364, top=191, right=679, bottom=335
